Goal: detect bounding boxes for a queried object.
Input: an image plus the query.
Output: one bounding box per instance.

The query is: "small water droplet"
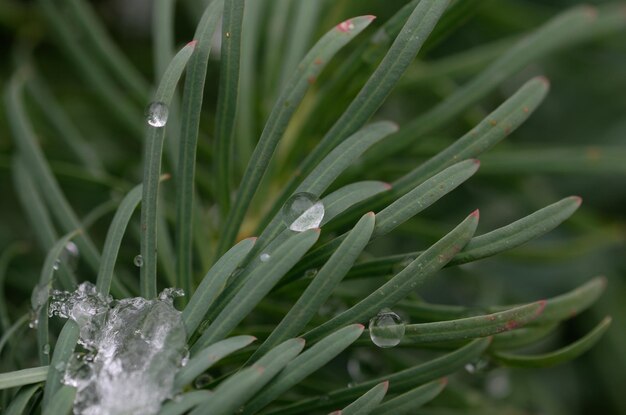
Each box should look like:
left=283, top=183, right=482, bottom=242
left=53, top=258, right=61, bottom=271
left=29, top=317, right=38, bottom=329
left=60, top=241, right=80, bottom=271
left=134, top=255, right=144, bottom=267
left=369, top=308, right=405, bottom=348
left=194, top=373, right=213, bottom=389
left=145, top=101, right=169, bottom=127
left=304, top=269, right=318, bottom=278
left=347, top=382, right=356, bottom=388
left=43, top=344, right=50, bottom=355
left=180, top=350, right=189, bottom=367
left=260, top=253, right=271, bottom=262
left=465, top=357, right=490, bottom=374
left=282, top=193, right=324, bottom=232
left=225, top=31, right=231, bottom=38
left=55, top=361, right=66, bottom=372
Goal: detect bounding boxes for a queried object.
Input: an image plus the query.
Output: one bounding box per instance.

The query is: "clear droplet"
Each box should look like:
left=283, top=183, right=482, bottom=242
left=304, top=269, right=318, bottom=278
left=282, top=192, right=324, bottom=232
left=260, top=253, right=271, bottom=262
left=43, top=343, right=50, bottom=355
left=369, top=308, right=405, bottom=348
left=59, top=241, right=80, bottom=271
left=29, top=316, right=38, bottom=329
left=194, top=373, right=213, bottom=389
left=134, top=255, right=144, bottom=267
left=145, top=101, right=169, bottom=127
left=180, top=350, right=190, bottom=367
left=53, top=258, right=61, bottom=271
left=465, top=357, right=490, bottom=375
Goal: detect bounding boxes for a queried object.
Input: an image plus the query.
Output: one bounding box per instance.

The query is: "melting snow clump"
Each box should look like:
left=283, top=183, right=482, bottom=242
left=50, top=282, right=187, bottom=415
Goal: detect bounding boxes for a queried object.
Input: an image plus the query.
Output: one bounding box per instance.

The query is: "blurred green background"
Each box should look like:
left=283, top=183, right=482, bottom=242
left=0, top=0, right=624, bottom=414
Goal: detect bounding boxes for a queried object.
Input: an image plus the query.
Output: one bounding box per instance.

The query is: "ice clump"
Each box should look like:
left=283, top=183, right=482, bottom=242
left=50, top=282, right=187, bottom=415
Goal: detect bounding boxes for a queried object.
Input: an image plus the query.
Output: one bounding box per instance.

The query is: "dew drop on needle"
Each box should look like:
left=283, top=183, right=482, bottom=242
left=369, top=308, right=405, bottom=348
left=134, top=255, right=144, bottom=267
left=282, top=192, right=324, bottom=232
left=145, top=102, right=169, bottom=127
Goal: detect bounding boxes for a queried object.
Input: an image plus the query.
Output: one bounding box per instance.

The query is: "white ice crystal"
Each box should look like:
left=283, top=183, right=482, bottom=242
left=50, top=282, right=187, bottom=415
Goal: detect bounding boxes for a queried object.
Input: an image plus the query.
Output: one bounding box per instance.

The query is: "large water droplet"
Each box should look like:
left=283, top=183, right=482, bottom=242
left=145, top=102, right=169, bottom=127
left=282, top=193, right=324, bottom=232
left=369, top=308, right=405, bottom=348
left=260, top=253, right=271, bottom=262
left=134, top=255, right=144, bottom=267
left=194, top=373, right=213, bottom=389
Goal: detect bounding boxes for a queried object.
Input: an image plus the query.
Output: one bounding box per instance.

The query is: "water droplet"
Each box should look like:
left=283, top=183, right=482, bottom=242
left=464, top=357, right=490, bottom=374
left=347, top=382, right=356, bottom=388
left=30, top=276, right=57, bottom=329
left=369, top=308, right=405, bottom=348
left=29, top=317, right=38, bottom=329
left=134, top=255, right=144, bottom=267
left=180, top=350, right=190, bottom=367
left=52, top=258, right=61, bottom=271
left=62, top=241, right=80, bottom=270
left=55, top=361, right=66, bottom=372
left=194, top=373, right=213, bottom=389
left=282, top=193, right=324, bottom=232
left=260, top=253, right=271, bottom=262
left=145, top=101, right=169, bottom=127
left=43, top=344, right=50, bottom=355
left=304, top=269, right=318, bottom=278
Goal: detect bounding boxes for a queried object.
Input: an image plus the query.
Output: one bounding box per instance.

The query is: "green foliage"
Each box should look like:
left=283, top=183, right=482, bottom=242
left=1, top=0, right=625, bottom=414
